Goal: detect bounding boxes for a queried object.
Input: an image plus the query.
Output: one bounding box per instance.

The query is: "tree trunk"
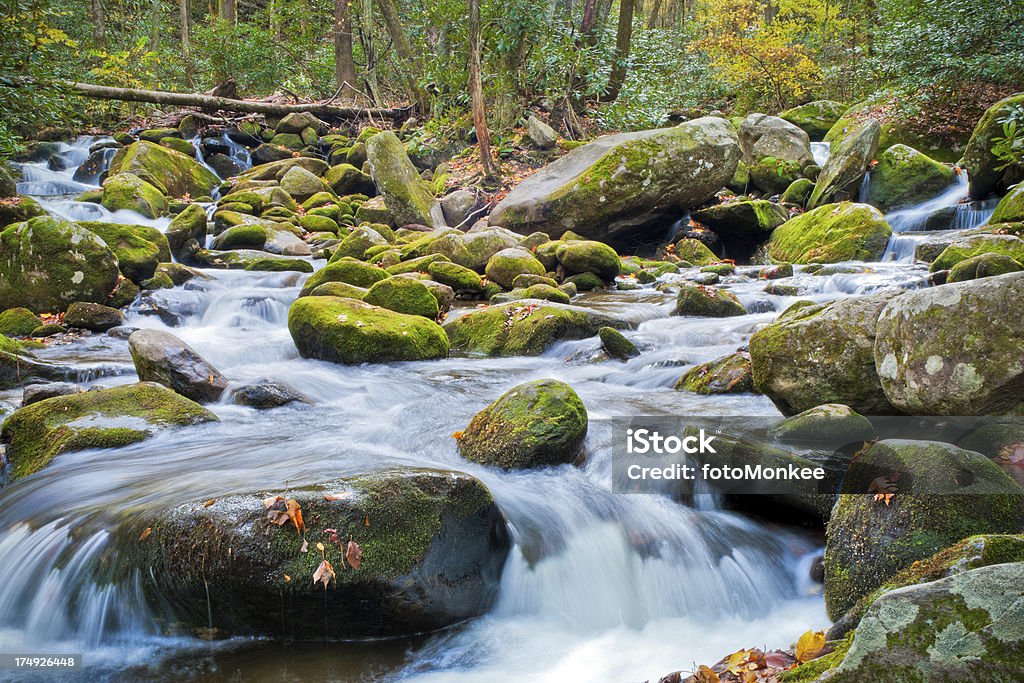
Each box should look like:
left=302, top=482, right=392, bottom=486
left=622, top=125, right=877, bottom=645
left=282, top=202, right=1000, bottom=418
left=179, top=0, right=191, bottom=86
left=151, top=0, right=162, bottom=50
left=601, top=0, right=634, bottom=103
left=218, top=0, right=235, bottom=23
left=334, top=0, right=359, bottom=99
left=468, top=0, right=496, bottom=181
left=91, top=0, right=106, bottom=48
left=646, top=0, right=661, bottom=29
left=61, top=81, right=411, bottom=120
left=580, top=0, right=599, bottom=46
left=359, top=0, right=383, bottom=106
left=374, top=0, right=429, bottom=112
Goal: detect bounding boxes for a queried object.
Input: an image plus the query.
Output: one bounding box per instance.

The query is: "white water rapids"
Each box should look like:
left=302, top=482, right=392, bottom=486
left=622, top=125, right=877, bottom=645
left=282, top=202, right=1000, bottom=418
left=0, top=137, right=996, bottom=682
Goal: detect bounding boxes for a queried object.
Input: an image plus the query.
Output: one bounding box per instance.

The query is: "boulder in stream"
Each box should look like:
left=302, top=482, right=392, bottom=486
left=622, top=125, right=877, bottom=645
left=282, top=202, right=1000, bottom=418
left=366, top=131, right=445, bottom=228
left=778, top=100, right=848, bottom=141
left=675, top=352, right=752, bottom=394
left=763, top=202, right=891, bottom=264
left=963, top=93, right=1024, bottom=199
left=107, top=140, right=220, bottom=198
left=164, top=204, right=209, bottom=262
left=79, top=220, right=171, bottom=283
left=129, top=329, right=230, bottom=403
left=808, top=119, right=880, bottom=209
left=64, top=302, right=123, bottom=332
left=690, top=198, right=789, bottom=242
left=865, top=144, right=954, bottom=211
left=100, top=172, right=168, bottom=218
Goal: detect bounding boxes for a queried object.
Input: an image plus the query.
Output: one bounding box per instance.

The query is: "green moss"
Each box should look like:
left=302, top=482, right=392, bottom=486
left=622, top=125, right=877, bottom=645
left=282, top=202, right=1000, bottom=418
left=308, top=281, right=368, bottom=299
left=554, top=240, right=621, bottom=279
left=778, top=100, right=848, bottom=141
left=564, top=272, right=605, bottom=291
left=428, top=261, right=483, bottom=292
left=867, top=144, right=954, bottom=211
left=988, top=182, right=1024, bottom=224
left=675, top=352, right=752, bottom=393
left=779, top=634, right=854, bottom=682
left=364, top=277, right=439, bottom=318
left=300, top=258, right=390, bottom=295
left=101, top=173, right=167, bottom=218
left=0, top=308, right=41, bottom=337
left=598, top=326, right=638, bottom=360
left=108, top=141, right=219, bottom=198
left=673, top=238, right=718, bottom=266
left=674, top=283, right=747, bottom=317
left=766, top=202, right=891, bottom=263
left=385, top=253, right=449, bottom=275
left=298, top=214, right=340, bottom=235
left=750, top=155, right=804, bottom=194
left=0, top=382, right=218, bottom=481
left=0, top=195, right=46, bottom=228
left=930, top=234, right=1024, bottom=272
left=947, top=252, right=1023, bottom=282
left=80, top=221, right=171, bottom=282
left=366, top=132, right=441, bottom=228
left=780, top=178, right=815, bottom=207
left=485, top=248, right=546, bottom=288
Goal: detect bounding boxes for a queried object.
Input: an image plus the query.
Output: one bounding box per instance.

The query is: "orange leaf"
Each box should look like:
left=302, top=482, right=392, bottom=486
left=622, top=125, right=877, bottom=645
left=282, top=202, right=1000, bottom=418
left=202, top=499, right=216, bottom=508
left=138, top=527, right=152, bottom=541
left=451, top=430, right=464, bottom=440
left=694, top=665, right=720, bottom=683
left=285, top=499, right=305, bottom=533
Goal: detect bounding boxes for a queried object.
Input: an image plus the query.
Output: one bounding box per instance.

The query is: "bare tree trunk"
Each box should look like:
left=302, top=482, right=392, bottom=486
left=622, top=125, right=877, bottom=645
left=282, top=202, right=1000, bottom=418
left=646, top=0, right=661, bottom=29
left=179, top=0, right=191, bottom=86
left=334, top=0, right=360, bottom=99
left=218, top=0, right=235, bottom=23
left=151, top=0, right=162, bottom=50
left=91, top=0, right=106, bottom=48
left=580, top=0, right=599, bottom=46
left=601, top=0, right=634, bottom=103
left=468, top=0, right=496, bottom=181
left=374, top=0, right=429, bottom=112
left=359, top=0, right=383, bottom=106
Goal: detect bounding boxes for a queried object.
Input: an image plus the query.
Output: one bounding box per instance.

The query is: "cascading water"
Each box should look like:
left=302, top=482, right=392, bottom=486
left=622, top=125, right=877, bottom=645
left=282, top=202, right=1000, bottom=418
left=0, top=137, right=959, bottom=682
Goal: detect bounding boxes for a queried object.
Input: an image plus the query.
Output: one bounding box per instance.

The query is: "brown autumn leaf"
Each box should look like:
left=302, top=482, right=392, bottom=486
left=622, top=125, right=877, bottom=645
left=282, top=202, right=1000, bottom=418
left=313, top=559, right=335, bottom=588
left=283, top=574, right=291, bottom=582
left=267, top=507, right=290, bottom=526
left=451, top=430, right=464, bottom=440
left=363, top=513, right=370, bottom=528
left=693, top=665, right=720, bottom=683
left=138, top=527, right=152, bottom=541
left=324, top=493, right=349, bottom=501
left=203, top=499, right=216, bottom=508
left=285, top=499, right=305, bottom=533
left=346, top=539, right=363, bottom=569
left=263, top=495, right=283, bottom=509
left=795, top=630, right=826, bottom=663
left=725, top=650, right=751, bottom=675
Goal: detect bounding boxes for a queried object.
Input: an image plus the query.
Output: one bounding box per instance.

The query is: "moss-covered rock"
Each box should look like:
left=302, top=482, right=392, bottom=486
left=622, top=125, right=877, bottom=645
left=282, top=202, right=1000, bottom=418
left=598, top=326, right=638, bottom=360
left=1, top=334, right=70, bottom=389
left=963, top=93, right=1024, bottom=199
left=107, top=141, right=219, bottom=198
left=324, top=163, right=376, bottom=196
left=809, top=120, right=880, bottom=209
left=779, top=178, right=816, bottom=208
left=64, top=302, right=122, bottom=331
left=364, top=277, right=439, bottom=319
left=445, top=300, right=625, bottom=356
left=738, top=114, right=813, bottom=167
left=426, top=229, right=519, bottom=271
left=109, top=468, right=509, bottom=638
left=280, top=165, right=328, bottom=198
left=484, top=248, right=546, bottom=288
left=0, top=163, right=19, bottom=197
left=675, top=352, right=752, bottom=393
left=308, top=281, right=368, bottom=299
left=947, top=252, right=1024, bottom=282
left=0, top=307, right=41, bottom=337
left=874, top=271, right=1024, bottom=414
left=495, top=283, right=571, bottom=305
left=692, top=198, right=788, bottom=241
left=768, top=403, right=874, bottom=445
left=0, top=381, right=217, bottom=481
left=366, top=131, right=444, bottom=228
left=79, top=220, right=170, bottom=282
left=193, top=249, right=313, bottom=273
left=165, top=203, right=208, bottom=261
left=778, top=100, right=848, bottom=140
left=928, top=233, right=1024, bottom=273
left=867, top=144, right=955, bottom=211
left=0, top=195, right=46, bottom=228
left=101, top=172, right=167, bottom=218
left=554, top=240, right=620, bottom=279
left=750, top=291, right=899, bottom=415
left=428, top=260, right=483, bottom=293
left=674, top=283, right=747, bottom=317
left=0, top=216, right=121, bottom=313
left=672, top=238, right=718, bottom=266
left=749, top=156, right=804, bottom=195
left=765, top=202, right=891, bottom=264
left=288, top=296, right=448, bottom=364
left=989, top=180, right=1024, bottom=224
left=332, top=225, right=388, bottom=260
left=210, top=222, right=268, bottom=251
left=489, top=118, right=741, bottom=241
left=299, top=258, right=390, bottom=295
left=459, top=379, right=587, bottom=469
left=564, top=272, right=605, bottom=291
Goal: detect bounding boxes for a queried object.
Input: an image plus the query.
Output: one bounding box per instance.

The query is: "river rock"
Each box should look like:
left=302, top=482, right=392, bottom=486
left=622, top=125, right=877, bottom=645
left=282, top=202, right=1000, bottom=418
left=0, top=216, right=120, bottom=313
left=111, top=468, right=510, bottom=639
left=866, top=144, right=954, bottom=211
left=780, top=178, right=815, bottom=207
left=459, top=379, right=587, bottom=469
left=0, top=163, right=18, bottom=196
left=107, top=141, right=220, bottom=198
left=1, top=334, right=72, bottom=390
left=194, top=249, right=313, bottom=273
left=691, top=198, right=788, bottom=241
left=675, top=352, right=752, bottom=394
left=489, top=118, right=741, bottom=242
left=0, top=195, right=46, bottom=229
left=873, top=271, right=1024, bottom=414
left=439, top=190, right=481, bottom=228
left=0, top=308, right=41, bottom=337
left=749, top=290, right=899, bottom=415
left=808, top=120, right=880, bottom=209
left=274, top=111, right=327, bottom=135
left=364, top=277, right=439, bottom=319
left=100, top=172, right=167, bottom=218
left=764, top=202, right=891, bottom=263
left=333, top=225, right=388, bottom=260
left=299, top=258, right=390, bottom=295
left=324, top=163, right=375, bottom=196
left=0, top=381, right=217, bottom=481
left=21, top=381, right=83, bottom=406
left=599, top=326, right=638, bottom=360
left=288, top=296, right=449, bottom=364
left=280, top=165, right=328, bottom=198
left=964, top=93, right=1024, bottom=199
left=427, top=261, right=483, bottom=293
left=484, top=248, right=546, bottom=288
left=129, top=329, right=229, bottom=403
left=738, top=114, right=813, bottom=165
left=823, top=439, right=1024, bottom=620
left=165, top=204, right=208, bottom=261
left=928, top=233, right=1024, bottom=272
left=366, top=131, right=445, bottom=228
left=229, top=379, right=310, bottom=409
left=674, top=283, right=747, bottom=317
left=768, top=403, right=874, bottom=445
left=947, top=252, right=1023, bottom=282
left=64, top=302, right=123, bottom=331
left=80, top=220, right=171, bottom=282
left=426, top=228, right=519, bottom=271
left=778, top=100, right=848, bottom=140
left=554, top=240, right=620, bottom=280
left=445, top=300, right=626, bottom=356
left=989, top=180, right=1024, bottom=224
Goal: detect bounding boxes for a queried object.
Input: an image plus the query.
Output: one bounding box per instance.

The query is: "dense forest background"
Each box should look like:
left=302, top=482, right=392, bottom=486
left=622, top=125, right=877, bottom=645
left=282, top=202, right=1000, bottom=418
left=1, top=0, right=1022, bottom=157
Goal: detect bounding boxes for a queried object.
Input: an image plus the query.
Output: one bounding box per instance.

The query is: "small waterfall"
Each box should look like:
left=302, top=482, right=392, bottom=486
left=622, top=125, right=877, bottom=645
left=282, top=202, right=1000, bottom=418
left=810, top=142, right=830, bottom=166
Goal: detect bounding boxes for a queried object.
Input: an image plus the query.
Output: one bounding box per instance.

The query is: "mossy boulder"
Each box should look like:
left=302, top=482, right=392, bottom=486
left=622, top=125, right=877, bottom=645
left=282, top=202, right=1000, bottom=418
left=333, top=225, right=389, bottom=260
left=0, top=195, right=46, bottom=228
left=866, top=144, right=954, bottom=211
left=489, top=118, right=741, bottom=242
left=692, top=198, right=789, bottom=241
left=780, top=178, right=815, bottom=207
left=947, top=252, right=1023, bottom=282
left=0, top=216, right=120, bottom=313
left=288, top=296, right=449, bottom=364
left=989, top=180, right=1024, bottom=224
left=308, top=281, right=368, bottom=299
left=765, top=202, right=891, bottom=264
left=275, top=111, right=328, bottom=135
left=749, top=290, right=899, bottom=415
left=129, top=329, right=229, bottom=403
left=366, top=131, right=445, bottom=228
left=110, top=468, right=510, bottom=638
left=675, top=352, right=752, bottom=393
left=484, top=248, right=546, bottom=288
left=1, top=334, right=70, bottom=389
left=495, top=283, right=570, bottom=305
left=165, top=204, right=208, bottom=261
left=0, top=382, right=218, bottom=481
left=928, top=233, right=1024, bottom=272
left=107, top=141, right=219, bottom=198
left=299, top=258, right=390, bottom=295
left=738, top=114, right=813, bottom=169
left=459, top=379, right=587, bottom=469
left=599, top=326, right=638, bottom=360
left=428, top=261, right=483, bottom=293
left=426, top=229, right=519, bottom=271
left=672, top=238, right=718, bottom=266
left=0, top=308, right=41, bottom=337
left=554, top=240, right=620, bottom=280
left=280, top=165, right=328, bottom=198
left=768, top=403, right=874, bottom=445
left=0, top=163, right=18, bottom=197
left=778, top=100, right=848, bottom=140
left=824, top=439, right=1024, bottom=620
left=64, top=302, right=122, bottom=331
left=674, top=283, right=747, bottom=317
left=749, top=156, right=804, bottom=195
left=445, top=300, right=626, bottom=356
left=80, top=221, right=170, bottom=283
left=324, top=163, right=375, bottom=196
left=963, top=93, right=1024, bottom=199
left=193, top=249, right=313, bottom=273
left=101, top=172, right=167, bottom=218
left=364, top=277, right=439, bottom=319
left=874, top=271, right=1024, bottom=414
left=210, top=222, right=269, bottom=251
left=809, top=120, right=880, bottom=209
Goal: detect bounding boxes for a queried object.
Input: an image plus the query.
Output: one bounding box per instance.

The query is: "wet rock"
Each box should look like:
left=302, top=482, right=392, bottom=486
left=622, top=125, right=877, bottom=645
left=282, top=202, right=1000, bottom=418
left=364, top=277, right=439, bottom=319
left=324, top=163, right=375, bottom=196
left=0, top=381, right=217, bottom=481
left=489, top=118, right=740, bottom=241
left=947, top=252, right=1023, bottom=283
left=230, top=380, right=310, bottom=409
left=0, top=195, right=46, bottom=229
left=672, top=237, right=719, bottom=266
left=459, top=379, right=587, bottom=469
left=778, top=100, right=848, bottom=140
left=964, top=93, right=1024, bottom=199
left=440, top=189, right=481, bottom=227
left=288, top=296, right=449, bottom=364
left=1, top=335, right=72, bottom=390
left=193, top=249, right=313, bottom=273
left=164, top=204, right=208, bottom=262
left=80, top=220, right=171, bottom=282
left=0, top=216, right=120, bottom=313
left=674, top=283, right=747, bottom=317
left=299, top=257, right=390, bottom=295
left=485, top=248, right=546, bottom=288
left=691, top=198, right=788, bottom=241
left=928, top=233, right=1024, bottom=272
left=128, top=329, right=229, bottom=403
left=445, top=300, right=626, bottom=356
left=809, top=120, right=880, bottom=209
left=106, top=326, right=138, bottom=339
left=555, top=240, right=620, bottom=280
left=367, top=131, right=445, bottom=228
left=427, top=261, right=483, bottom=294
left=874, top=271, right=1024, bottom=414
left=64, top=302, right=123, bottom=332
left=0, top=308, right=41, bottom=337
left=824, top=439, right=1024, bottom=620
left=866, top=144, right=954, bottom=211
left=764, top=202, right=891, bottom=264
left=768, top=403, right=874, bottom=445
left=101, top=172, right=167, bottom=218
left=107, top=141, right=220, bottom=198
left=22, top=381, right=84, bottom=406
left=749, top=290, right=900, bottom=415
left=599, top=326, right=638, bottom=360
left=675, top=352, right=752, bottom=393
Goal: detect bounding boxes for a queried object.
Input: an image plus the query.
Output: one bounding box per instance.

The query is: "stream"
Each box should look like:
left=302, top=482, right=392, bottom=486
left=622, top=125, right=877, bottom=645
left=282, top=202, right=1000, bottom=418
left=0, top=138, right=997, bottom=682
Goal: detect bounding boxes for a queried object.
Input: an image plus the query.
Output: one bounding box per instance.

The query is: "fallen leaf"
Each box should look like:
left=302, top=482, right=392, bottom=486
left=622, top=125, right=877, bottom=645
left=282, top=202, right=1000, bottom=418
left=283, top=573, right=291, bottom=582
left=346, top=539, right=362, bottom=569
left=726, top=650, right=751, bottom=675
left=694, top=665, right=720, bottom=683
left=795, top=630, right=826, bottom=663
left=316, top=541, right=325, bottom=553
left=263, top=495, right=283, bottom=509
left=313, top=559, right=335, bottom=588
left=138, top=527, right=152, bottom=541
left=285, top=499, right=305, bottom=533
left=300, top=538, right=309, bottom=553
left=451, top=430, right=464, bottom=440
left=363, top=513, right=370, bottom=527
left=202, top=499, right=216, bottom=507
left=324, top=493, right=348, bottom=501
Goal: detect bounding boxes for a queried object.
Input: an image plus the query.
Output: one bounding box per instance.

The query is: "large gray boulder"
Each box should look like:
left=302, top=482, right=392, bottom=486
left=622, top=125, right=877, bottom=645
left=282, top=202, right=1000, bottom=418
left=128, top=329, right=229, bottom=403
left=808, top=119, right=880, bottom=209
left=874, top=271, right=1024, bottom=415
left=738, top=113, right=813, bottom=165
left=366, top=131, right=446, bottom=228
left=489, top=117, right=741, bottom=242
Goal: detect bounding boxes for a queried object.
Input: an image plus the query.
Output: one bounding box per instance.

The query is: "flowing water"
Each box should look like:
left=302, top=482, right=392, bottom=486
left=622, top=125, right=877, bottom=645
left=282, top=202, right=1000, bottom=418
left=0, top=139, right=989, bottom=682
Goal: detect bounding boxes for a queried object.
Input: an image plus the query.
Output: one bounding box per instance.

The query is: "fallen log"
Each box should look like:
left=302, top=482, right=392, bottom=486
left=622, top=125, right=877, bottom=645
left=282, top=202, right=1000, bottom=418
left=61, top=81, right=412, bottom=121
